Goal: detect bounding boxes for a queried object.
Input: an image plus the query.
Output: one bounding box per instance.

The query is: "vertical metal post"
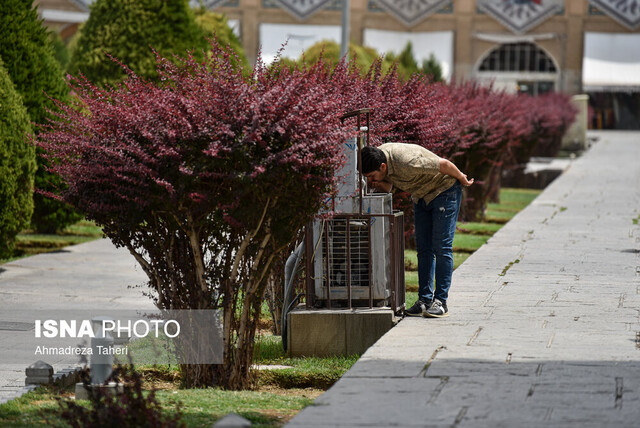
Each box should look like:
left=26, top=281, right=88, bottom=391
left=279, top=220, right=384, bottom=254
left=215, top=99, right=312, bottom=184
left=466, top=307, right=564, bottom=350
left=340, top=0, right=350, bottom=59
left=389, top=215, right=396, bottom=312
left=396, top=212, right=405, bottom=313
left=346, top=217, right=352, bottom=310
left=366, top=111, right=370, bottom=146
left=324, top=220, right=332, bottom=309
left=396, top=212, right=407, bottom=309
left=304, top=221, right=315, bottom=308
left=357, top=114, right=363, bottom=216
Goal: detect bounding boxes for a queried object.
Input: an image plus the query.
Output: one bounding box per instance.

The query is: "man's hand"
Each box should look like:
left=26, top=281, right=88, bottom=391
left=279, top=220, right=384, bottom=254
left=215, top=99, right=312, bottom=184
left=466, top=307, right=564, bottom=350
left=439, top=159, right=474, bottom=187
left=459, top=174, right=474, bottom=187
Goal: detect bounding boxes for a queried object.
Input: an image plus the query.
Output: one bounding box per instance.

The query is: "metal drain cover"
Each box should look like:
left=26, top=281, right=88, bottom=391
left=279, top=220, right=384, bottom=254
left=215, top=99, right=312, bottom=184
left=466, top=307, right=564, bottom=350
left=0, top=321, right=33, bottom=331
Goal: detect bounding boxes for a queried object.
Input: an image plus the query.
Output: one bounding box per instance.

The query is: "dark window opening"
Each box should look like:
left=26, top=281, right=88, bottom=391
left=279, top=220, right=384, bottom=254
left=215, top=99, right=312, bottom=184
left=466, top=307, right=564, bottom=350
left=479, top=42, right=557, bottom=73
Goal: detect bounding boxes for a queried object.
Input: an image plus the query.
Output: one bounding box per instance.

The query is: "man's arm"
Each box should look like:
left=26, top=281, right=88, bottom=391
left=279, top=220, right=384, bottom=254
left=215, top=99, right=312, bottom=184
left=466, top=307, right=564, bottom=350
left=439, top=159, right=474, bottom=187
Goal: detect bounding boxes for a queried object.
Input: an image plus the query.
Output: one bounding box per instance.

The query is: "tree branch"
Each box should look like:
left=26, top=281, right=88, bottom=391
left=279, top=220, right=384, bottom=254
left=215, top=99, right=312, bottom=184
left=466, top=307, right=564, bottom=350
left=229, top=197, right=272, bottom=284
left=185, top=211, right=208, bottom=296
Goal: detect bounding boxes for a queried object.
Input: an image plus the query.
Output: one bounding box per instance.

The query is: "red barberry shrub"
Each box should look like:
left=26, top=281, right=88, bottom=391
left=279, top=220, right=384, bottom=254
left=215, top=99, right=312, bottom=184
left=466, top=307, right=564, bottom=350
left=331, top=60, right=454, bottom=149
left=440, top=86, right=576, bottom=221
left=37, top=42, right=350, bottom=389
left=432, top=83, right=525, bottom=221
left=516, top=92, right=577, bottom=161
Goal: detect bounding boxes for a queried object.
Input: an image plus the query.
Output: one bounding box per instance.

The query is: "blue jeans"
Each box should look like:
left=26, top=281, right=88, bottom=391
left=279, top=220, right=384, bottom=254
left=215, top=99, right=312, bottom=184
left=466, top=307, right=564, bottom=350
left=413, top=182, right=462, bottom=304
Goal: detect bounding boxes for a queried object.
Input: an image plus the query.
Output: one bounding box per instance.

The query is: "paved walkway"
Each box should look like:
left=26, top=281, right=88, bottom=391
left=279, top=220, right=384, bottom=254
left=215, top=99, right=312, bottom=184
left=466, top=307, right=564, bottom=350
left=288, top=131, right=640, bottom=427
left=0, top=239, right=151, bottom=404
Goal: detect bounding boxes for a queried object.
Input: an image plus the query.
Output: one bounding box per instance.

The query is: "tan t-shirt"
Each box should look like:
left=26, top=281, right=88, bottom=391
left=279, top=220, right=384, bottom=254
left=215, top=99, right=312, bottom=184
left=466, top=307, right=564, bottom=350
left=379, top=143, right=457, bottom=204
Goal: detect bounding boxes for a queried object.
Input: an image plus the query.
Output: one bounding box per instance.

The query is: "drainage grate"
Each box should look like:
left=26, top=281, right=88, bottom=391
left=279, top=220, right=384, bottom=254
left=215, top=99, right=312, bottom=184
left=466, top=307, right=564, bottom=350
left=0, top=321, right=33, bottom=331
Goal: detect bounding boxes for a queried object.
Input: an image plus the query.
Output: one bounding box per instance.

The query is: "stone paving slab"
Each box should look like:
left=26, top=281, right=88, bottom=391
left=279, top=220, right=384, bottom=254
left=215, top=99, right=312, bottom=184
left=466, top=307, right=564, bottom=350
left=288, top=131, right=640, bottom=427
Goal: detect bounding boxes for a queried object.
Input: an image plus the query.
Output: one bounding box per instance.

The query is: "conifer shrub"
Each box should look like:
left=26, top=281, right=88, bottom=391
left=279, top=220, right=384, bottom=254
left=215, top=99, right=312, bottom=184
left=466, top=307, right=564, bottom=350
left=421, top=53, right=444, bottom=82
left=386, top=42, right=443, bottom=80
left=0, top=0, right=79, bottom=233
left=277, top=40, right=444, bottom=82
left=0, top=1, right=68, bottom=126
left=277, top=40, right=396, bottom=76
left=0, top=59, right=36, bottom=258
left=68, top=0, right=208, bottom=87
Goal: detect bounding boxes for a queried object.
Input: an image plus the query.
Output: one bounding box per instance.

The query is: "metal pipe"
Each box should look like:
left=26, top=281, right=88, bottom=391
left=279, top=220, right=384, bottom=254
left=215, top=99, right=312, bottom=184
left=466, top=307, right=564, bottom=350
left=282, top=240, right=304, bottom=347
left=340, top=0, right=350, bottom=59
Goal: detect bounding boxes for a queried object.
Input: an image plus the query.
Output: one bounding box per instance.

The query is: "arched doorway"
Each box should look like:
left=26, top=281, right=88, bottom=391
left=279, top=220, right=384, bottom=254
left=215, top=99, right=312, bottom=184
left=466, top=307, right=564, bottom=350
left=473, top=42, right=559, bottom=95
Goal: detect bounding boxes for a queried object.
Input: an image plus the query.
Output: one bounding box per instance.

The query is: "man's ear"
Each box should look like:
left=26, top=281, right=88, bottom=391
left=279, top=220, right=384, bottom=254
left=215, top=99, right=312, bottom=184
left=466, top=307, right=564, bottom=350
left=380, top=163, right=388, bottom=175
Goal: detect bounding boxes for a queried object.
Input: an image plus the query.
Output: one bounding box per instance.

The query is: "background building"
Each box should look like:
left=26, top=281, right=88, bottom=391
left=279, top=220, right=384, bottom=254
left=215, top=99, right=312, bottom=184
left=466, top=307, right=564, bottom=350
left=36, top=0, right=640, bottom=129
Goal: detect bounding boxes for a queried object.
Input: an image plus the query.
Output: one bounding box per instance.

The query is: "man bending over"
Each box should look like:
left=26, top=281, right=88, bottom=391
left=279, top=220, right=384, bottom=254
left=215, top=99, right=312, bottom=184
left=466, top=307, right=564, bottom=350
left=361, top=143, right=473, bottom=318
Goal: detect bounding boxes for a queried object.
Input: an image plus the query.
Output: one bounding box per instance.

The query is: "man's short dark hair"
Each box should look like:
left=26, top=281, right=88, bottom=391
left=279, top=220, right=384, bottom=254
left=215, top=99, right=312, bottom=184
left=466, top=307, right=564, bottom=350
left=361, top=146, right=387, bottom=174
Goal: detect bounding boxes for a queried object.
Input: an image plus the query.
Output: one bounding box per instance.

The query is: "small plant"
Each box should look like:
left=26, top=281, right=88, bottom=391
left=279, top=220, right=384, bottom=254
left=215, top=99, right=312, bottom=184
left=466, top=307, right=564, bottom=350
left=499, top=258, right=520, bottom=276
left=57, top=365, right=185, bottom=428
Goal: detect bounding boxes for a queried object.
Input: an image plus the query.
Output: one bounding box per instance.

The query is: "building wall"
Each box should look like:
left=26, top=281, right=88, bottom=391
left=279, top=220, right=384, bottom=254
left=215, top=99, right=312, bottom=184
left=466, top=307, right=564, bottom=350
left=37, top=0, right=639, bottom=95
left=35, top=0, right=86, bottom=39
left=36, top=0, right=86, bottom=12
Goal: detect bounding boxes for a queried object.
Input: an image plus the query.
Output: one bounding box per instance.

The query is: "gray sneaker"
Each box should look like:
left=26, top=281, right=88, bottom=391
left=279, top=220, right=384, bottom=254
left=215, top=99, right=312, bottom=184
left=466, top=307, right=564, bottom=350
left=405, top=299, right=431, bottom=317
left=424, top=299, right=449, bottom=318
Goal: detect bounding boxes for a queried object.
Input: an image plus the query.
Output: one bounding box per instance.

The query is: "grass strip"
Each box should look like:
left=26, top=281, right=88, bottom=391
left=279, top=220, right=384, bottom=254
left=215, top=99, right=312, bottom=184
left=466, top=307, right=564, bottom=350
left=2, top=220, right=104, bottom=263
left=0, top=385, right=314, bottom=428
left=157, top=388, right=315, bottom=427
